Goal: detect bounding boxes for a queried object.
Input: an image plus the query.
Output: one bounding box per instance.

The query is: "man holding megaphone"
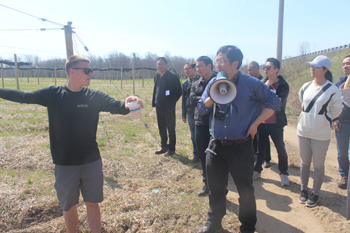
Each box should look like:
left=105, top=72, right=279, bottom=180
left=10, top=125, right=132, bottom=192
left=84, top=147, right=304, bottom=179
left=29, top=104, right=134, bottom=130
left=196, top=46, right=282, bottom=233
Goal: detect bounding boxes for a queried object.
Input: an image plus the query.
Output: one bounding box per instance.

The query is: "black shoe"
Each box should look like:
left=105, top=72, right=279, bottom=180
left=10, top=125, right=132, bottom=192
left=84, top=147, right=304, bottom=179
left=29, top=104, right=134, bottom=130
left=198, top=221, right=222, bottom=233
left=198, top=186, right=209, bottom=196
left=306, top=193, right=319, bottom=207
left=164, top=150, right=175, bottom=156
left=155, top=148, right=167, bottom=154
left=264, top=161, right=271, bottom=168
left=299, top=189, right=308, bottom=204
left=338, top=176, right=348, bottom=189
left=191, top=156, right=200, bottom=163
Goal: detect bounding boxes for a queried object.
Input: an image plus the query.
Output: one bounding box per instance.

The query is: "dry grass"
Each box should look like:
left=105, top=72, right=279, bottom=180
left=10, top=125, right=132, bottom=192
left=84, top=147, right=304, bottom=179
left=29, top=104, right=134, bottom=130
left=0, top=78, right=238, bottom=233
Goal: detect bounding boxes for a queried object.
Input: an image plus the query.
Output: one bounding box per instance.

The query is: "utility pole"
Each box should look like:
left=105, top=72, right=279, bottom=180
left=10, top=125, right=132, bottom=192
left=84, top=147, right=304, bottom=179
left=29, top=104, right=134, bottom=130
left=64, top=21, right=74, bottom=58
left=276, top=0, right=284, bottom=62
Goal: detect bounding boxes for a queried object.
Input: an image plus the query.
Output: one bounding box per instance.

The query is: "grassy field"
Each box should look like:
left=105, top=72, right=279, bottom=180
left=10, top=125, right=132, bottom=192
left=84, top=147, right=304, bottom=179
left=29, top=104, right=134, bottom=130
left=0, top=77, right=241, bottom=232
left=1, top=48, right=349, bottom=232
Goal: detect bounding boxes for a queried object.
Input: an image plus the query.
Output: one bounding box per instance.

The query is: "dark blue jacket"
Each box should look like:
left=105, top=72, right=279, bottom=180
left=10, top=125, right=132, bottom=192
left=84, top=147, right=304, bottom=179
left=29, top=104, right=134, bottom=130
left=336, top=75, right=350, bottom=124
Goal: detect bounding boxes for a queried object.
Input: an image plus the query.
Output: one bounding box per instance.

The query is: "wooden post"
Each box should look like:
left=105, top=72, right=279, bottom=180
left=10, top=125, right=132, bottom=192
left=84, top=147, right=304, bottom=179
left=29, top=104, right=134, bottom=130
left=132, top=64, right=135, bottom=95
left=109, top=70, right=112, bottom=84
left=120, top=67, right=123, bottom=89
left=54, top=66, right=57, bottom=86
left=64, top=22, right=74, bottom=58
left=14, top=54, right=20, bottom=90
left=37, top=68, right=40, bottom=84
left=1, top=63, right=4, bottom=88
left=142, top=68, right=144, bottom=87
left=27, top=70, right=29, bottom=83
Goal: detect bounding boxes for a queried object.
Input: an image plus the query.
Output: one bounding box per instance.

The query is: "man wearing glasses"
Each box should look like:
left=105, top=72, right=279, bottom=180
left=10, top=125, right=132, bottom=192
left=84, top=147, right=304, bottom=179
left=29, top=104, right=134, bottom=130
left=197, top=46, right=281, bottom=233
left=152, top=57, right=182, bottom=156
left=182, top=63, right=199, bottom=162
left=0, top=55, right=143, bottom=233
left=190, top=56, right=217, bottom=196
left=253, top=58, right=290, bottom=187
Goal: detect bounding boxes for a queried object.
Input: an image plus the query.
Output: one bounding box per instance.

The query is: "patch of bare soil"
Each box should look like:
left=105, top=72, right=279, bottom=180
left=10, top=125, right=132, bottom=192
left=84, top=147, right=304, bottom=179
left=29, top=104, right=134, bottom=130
left=1, top=121, right=349, bottom=232
left=227, top=124, right=350, bottom=233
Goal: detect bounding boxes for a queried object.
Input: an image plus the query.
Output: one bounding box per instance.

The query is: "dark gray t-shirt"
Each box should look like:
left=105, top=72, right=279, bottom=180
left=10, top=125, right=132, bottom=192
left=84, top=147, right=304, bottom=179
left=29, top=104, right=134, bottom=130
left=0, top=85, right=129, bottom=165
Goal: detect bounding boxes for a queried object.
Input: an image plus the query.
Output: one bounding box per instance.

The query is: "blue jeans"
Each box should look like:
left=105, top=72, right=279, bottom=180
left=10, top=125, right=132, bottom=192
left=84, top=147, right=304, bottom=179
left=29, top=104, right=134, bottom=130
left=187, top=113, right=198, bottom=157
left=206, top=140, right=256, bottom=232
left=336, top=122, right=350, bottom=176
left=255, top=124, right=288, bottom=175
left=195, top=124, right=210, bottom=184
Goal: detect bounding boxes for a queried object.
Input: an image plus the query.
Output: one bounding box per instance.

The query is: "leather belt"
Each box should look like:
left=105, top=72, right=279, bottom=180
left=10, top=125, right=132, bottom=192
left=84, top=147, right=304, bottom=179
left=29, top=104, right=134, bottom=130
left=217, top=136, right=251, bottom=146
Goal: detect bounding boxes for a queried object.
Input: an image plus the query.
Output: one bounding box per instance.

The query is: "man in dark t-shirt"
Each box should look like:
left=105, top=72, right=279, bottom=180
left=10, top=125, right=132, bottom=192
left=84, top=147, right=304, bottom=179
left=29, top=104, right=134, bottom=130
left=0, top=55, right=143, bottom=233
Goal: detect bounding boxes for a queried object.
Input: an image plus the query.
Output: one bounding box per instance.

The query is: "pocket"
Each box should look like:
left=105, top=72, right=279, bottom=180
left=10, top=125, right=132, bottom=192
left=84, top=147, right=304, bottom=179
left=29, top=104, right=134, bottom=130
left=297, top=112, right=329, bottom=136
left=237, top=140, right=253, bottom=153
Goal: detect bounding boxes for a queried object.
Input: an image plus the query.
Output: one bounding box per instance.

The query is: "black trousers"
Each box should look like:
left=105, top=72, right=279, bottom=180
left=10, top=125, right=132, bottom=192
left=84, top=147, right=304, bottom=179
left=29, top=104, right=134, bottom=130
left=156, top=105, right=176, bottom=151
left=253, top=133, right=271, bottom=162
left=255, top=124, right=288, bottom=175
left=195, top=124, right=211, bottom=184
left=206, top=140, right=256, bottom=233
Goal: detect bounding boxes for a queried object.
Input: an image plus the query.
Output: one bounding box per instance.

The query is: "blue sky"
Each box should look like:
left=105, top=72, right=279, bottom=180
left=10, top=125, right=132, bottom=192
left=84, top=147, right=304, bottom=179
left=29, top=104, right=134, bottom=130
left=1, top=0, right=349, bottom=66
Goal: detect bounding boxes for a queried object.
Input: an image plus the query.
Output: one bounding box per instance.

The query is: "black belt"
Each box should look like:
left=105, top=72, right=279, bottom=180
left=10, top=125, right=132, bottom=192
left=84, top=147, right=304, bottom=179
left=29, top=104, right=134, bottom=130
left=217, top=136, right=251, bottom=146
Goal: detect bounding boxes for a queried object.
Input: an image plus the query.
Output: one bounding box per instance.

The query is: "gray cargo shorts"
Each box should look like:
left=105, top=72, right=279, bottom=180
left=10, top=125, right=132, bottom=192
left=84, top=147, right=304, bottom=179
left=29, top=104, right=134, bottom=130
left=54, top=159, right=103, bottom=211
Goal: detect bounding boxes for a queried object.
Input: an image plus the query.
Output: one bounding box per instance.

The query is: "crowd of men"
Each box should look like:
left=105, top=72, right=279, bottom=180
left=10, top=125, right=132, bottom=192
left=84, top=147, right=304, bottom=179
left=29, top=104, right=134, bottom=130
left=154, top=47, right=350, bottom=232
left=1, top=45, right=349, bottom=232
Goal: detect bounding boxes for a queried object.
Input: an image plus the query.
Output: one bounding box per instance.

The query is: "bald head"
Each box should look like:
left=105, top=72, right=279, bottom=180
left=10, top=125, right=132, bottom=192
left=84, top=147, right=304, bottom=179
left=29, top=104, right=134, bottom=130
left=248, top=61, right=260, bottom=78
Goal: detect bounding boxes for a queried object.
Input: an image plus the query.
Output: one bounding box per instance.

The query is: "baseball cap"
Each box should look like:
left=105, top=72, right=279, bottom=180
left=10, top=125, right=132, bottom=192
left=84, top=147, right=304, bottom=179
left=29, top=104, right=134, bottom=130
left=307, top=55, right=331, bottom=69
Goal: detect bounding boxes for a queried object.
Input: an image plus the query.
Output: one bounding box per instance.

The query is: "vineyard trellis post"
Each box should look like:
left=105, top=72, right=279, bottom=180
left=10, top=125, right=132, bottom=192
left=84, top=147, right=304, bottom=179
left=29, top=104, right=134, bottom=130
left=1, top=63, right=4, bottom=88
left=54, top=66, right=57, bottom=86
left=37, top=68, right=40, bottom=84
left=132, top=64, right=135, bottom=95
left=121, top=67, right=123, bottom=89
left=14, top=54, right=20, bottom=90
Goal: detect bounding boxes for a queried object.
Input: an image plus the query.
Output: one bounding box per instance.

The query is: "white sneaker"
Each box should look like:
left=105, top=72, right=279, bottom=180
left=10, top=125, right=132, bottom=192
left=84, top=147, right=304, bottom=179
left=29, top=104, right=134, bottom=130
left=280, top=174, right=289, bottom=186
left=253, top=171, right=261, bottom=180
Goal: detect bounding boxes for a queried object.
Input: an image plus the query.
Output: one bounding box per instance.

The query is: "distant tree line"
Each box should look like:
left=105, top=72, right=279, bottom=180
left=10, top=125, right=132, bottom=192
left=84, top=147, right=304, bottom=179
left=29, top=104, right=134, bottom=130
left=1, top=51, right=197, bottom=79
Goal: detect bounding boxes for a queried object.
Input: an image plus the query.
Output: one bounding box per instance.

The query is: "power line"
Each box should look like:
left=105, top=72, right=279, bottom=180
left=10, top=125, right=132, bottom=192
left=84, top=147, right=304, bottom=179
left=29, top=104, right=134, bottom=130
left=72, top=34, right=80, bottom=55
left=0, top=45, right=65, bottom=55
left=0, top=3, right=65, bottom=27
left=0, top=28, right=63, bottom=31
left=231, top=0, right=250, bottom=35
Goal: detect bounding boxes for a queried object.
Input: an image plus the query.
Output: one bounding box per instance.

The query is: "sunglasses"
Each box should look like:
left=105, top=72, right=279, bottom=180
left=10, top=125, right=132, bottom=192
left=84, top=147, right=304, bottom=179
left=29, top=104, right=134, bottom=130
left=263, top=66, right=272, bottom=70
left=72, top=68, right=93, bottom=74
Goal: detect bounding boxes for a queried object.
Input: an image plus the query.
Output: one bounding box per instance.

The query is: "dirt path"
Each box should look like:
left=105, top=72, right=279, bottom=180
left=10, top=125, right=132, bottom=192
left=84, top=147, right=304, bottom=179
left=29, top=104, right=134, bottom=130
left=227, top=125, right=350, bottom=233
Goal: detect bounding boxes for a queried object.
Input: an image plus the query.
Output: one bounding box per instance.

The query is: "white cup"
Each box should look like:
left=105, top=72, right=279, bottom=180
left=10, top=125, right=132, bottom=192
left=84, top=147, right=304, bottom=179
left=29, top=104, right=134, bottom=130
left=127, top=101, right=141, bottom=119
